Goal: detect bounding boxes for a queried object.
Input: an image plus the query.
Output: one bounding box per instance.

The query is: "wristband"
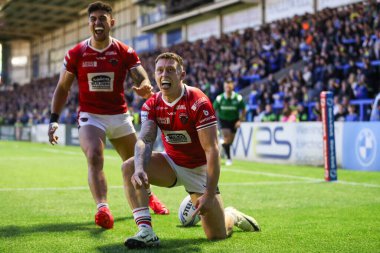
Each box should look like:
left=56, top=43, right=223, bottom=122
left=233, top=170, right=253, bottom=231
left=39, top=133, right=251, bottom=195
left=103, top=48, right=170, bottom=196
left=50, top=113, right=59, bottom=123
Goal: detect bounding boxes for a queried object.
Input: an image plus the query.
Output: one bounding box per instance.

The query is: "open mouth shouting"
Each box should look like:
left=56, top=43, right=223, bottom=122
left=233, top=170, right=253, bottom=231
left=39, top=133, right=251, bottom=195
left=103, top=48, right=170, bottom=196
left=94, top=27, right=104, bottom=35
left=161, top=80, right=171, bottom=90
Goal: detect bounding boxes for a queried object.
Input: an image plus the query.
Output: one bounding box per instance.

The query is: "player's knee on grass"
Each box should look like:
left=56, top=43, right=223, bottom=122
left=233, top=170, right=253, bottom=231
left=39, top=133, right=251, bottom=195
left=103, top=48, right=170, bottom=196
left=200, top=196, right=228, bottom=240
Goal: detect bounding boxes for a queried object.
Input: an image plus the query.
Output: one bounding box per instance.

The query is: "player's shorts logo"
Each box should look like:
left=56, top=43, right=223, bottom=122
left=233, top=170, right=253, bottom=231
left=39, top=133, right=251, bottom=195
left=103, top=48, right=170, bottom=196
left=355, top=128, right=377, bottom=167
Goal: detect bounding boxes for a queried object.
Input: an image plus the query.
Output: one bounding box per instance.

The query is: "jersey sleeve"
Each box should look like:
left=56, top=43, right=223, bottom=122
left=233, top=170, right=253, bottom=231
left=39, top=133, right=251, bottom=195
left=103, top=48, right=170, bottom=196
left=63, top=49, right=78, bottom=75
left=123, top=45, right=141, bottom=70
left=140, top=95, right=156, bottom=124
left=191, top=94, right=217, bottom=131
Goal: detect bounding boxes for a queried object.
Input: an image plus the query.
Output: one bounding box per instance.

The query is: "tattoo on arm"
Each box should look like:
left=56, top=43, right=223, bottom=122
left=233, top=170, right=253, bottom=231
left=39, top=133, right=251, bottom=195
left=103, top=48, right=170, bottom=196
left=134, top=120, right=158, bottom=170
left=130, top=65, right=149, bottom=87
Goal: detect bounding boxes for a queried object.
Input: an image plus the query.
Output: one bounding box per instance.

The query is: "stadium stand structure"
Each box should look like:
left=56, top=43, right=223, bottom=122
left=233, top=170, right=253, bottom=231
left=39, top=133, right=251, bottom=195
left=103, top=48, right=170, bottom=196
left=0, top=0, right=379, bottom=126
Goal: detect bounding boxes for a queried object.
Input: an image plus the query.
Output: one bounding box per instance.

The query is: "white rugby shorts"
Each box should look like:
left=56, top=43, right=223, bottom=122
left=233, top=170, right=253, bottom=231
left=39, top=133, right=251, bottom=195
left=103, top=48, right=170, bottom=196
left=78, top=112, right=135, bottom=139
left=161, top=152, right=215, bottom=194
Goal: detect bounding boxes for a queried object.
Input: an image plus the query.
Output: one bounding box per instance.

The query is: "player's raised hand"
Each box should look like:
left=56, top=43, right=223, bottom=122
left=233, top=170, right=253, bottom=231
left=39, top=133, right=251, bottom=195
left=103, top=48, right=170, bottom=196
left=131, top=170, right=149, bottom=189
left=48, top=122, right=59, bottom=145
left=133, top=84, right=154, bottom=99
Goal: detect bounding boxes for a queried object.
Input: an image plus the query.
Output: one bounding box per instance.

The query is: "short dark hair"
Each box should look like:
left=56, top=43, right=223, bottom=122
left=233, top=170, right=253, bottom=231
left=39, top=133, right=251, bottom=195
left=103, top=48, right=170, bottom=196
left=87, top=1, right=112, bottom=16
left=155, top=52, right=184, bottom=69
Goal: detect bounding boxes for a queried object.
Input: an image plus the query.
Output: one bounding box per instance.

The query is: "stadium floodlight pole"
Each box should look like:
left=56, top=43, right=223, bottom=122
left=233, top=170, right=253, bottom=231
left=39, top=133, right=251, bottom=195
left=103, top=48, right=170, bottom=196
left=320, top=91, right=337, bottom=181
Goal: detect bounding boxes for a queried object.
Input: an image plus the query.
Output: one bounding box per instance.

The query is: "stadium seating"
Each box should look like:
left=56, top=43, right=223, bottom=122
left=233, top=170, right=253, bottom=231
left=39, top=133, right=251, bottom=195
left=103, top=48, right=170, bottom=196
left=1, top=1, right=379, bottom=126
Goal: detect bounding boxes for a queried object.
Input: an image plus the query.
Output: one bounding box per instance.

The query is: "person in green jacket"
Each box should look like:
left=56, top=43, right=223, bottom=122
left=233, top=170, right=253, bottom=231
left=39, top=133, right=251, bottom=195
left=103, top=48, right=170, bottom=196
left=213, top=81, right=246, bottom=166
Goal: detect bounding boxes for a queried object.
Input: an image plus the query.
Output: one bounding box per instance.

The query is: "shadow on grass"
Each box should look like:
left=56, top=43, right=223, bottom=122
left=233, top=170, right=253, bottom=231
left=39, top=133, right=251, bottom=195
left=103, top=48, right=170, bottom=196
left=0, top=216, right=131, bottom=238
left=97, top=237, right=212, bottom=253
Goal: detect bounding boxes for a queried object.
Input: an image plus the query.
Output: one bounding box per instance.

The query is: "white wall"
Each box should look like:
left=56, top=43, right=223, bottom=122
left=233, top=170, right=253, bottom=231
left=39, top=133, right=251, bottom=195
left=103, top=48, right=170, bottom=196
left=317, top=0, right=361, bottom=10
left=265, top=0, right=314, bottom=23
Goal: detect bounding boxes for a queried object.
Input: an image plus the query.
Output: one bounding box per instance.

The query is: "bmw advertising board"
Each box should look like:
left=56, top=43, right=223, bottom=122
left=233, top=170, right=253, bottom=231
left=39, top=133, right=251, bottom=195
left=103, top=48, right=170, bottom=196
left=342, top=123, right=380, bottom=171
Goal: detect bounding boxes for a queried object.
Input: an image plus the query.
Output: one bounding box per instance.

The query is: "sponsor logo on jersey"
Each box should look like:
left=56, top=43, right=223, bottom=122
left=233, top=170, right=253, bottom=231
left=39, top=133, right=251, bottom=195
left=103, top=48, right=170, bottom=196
left=199, top=115, right=216, bottom=124
left=96, top=57, right=106, bottom=60
left=105, top=51, right=117, bottom=55
left=167, top=112, right=176, bottom=116
left=163, top=130, right=191, bottom=144
left=83, top=52, right=97, bottom=56
left=191, top=97, right=208, bottom=111
left=221, top=105, right=238, bottom=110
left=87, top=72, right=114, bottom=91
left=176, top=105, right=186, bottom=110
left=179, top=113, right=188, bottom=124
left=83, top=61, right=97, bottom=67
left=109, top=58, right=118, bottom=66
left=156, top=106, right=167, bottom=110
left=157, top=117, right=170, bottom=125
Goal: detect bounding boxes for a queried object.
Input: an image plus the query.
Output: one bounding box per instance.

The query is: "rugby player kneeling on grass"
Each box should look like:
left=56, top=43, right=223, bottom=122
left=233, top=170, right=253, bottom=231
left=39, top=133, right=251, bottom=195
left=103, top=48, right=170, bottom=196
left=121, top=52, right=260, bottom=249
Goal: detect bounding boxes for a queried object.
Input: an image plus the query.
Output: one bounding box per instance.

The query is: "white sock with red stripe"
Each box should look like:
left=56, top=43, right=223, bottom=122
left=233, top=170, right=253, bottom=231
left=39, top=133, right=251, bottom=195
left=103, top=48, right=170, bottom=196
left=132, top=207, right=152, bottom=230
left=97, top=203, right=109, bottom=210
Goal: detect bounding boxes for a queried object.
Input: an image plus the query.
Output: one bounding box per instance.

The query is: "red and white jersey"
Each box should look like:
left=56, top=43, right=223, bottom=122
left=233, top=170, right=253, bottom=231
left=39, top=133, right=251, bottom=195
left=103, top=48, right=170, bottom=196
left=64, top=38, right=140, bottom=114
left=141, top=85, right=217, bottom=168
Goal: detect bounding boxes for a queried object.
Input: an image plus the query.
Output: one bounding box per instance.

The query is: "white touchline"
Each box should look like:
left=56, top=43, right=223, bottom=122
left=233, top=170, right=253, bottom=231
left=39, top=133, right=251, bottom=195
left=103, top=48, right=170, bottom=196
left=222, top=168, right=380, bottom=188
left=0, top=178, right=379, bottom=191
left=0, top=181, right=321, bottom=191
left=39, top=148, right=118, bottom=160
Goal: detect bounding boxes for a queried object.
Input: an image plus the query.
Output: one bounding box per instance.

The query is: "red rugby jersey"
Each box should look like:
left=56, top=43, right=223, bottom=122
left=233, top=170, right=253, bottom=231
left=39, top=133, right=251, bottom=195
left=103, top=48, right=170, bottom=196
left=141, top=85, right=217, bottom=168
left=64, top=38, right=140, bottom=114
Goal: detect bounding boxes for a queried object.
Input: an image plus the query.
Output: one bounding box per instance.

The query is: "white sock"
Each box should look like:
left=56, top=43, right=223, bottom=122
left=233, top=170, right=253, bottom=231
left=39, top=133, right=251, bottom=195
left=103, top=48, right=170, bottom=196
left=133, top=207, right=152, bottom=230
left=97, top=203, right=109, bottom=210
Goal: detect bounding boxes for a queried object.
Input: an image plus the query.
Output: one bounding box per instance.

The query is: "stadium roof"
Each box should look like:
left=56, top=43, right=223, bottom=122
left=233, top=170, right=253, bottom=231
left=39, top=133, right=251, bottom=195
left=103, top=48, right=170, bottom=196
left=0, top=0, right=108, bottom=41
left=139, top=0, right=260, bottom=33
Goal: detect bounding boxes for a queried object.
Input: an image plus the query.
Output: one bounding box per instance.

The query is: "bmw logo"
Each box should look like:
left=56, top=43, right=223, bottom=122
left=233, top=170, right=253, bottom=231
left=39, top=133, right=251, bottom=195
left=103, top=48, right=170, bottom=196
left=355, top=128, right=377, bottom=167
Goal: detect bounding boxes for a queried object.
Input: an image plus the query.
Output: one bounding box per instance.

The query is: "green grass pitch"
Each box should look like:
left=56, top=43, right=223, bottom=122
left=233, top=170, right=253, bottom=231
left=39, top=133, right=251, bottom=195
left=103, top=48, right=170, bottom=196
left=0, top=141, right=379, bottom=253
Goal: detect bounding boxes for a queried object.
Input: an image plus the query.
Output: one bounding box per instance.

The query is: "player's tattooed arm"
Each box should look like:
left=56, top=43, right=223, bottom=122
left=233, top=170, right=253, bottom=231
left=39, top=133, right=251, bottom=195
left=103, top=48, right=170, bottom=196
left=130, top=65, right=153, bottom=99
left=134, top=120, right=158, bottom=172
left=130, top=65, right=150, bottom=87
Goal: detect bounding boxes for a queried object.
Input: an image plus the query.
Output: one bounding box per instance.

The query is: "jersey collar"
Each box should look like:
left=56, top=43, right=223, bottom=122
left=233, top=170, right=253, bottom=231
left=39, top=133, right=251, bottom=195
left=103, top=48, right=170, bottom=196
left=223, top=91, right=235, bottom=99
left=86, top=37, right=113, bottom=53
left=161, top=84, right=185, bottom=107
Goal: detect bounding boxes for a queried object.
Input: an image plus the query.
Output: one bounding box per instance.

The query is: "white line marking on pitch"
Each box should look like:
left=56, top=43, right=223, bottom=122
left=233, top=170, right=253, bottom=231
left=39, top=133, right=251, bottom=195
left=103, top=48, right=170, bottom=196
left=0, top=181, right=318, bottom=192
left=39, top=148, right=119, bottom=160
left=1, top=179, right=379, bottom=192
left=222, top=168, right=380, bottom=188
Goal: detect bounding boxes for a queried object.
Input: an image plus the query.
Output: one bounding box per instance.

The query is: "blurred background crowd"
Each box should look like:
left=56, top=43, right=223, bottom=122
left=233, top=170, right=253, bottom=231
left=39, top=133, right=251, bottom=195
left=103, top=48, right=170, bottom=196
left=0, top=1, right=379, bottom=126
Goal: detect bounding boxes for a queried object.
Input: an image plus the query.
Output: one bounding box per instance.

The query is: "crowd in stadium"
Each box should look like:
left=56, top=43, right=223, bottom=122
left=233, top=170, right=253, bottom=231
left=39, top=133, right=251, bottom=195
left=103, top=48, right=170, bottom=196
left=0, top=1, right=379, bottom=126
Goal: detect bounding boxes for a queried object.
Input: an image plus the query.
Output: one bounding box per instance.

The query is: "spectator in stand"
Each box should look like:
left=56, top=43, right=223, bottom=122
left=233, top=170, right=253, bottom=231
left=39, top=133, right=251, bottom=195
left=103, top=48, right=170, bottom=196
left=353, top=74, right=369, bottom=99
left=345, top=104, right=359, bottom=121
left=280, top=106, right=297, bottom=122
left=334, top=104, right=347, bottom=121
left=253, top=104, right=265, bottom=122
left=261, top=104, right=278, bottom=122
left=310, top=102, right=322, bottom=121
left=338, top=80, right=355, bottom=99
left=296, top=104, right=309, bottom=121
